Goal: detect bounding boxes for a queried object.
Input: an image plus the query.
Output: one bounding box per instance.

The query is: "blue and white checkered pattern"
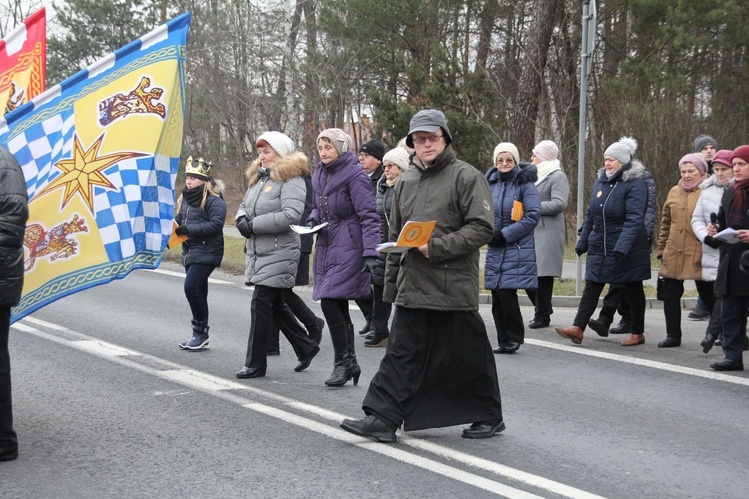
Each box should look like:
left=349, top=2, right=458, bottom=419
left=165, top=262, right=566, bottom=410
left=5, top=111, right=75, bottom=200
left=93, top=155, right=177, bottom=261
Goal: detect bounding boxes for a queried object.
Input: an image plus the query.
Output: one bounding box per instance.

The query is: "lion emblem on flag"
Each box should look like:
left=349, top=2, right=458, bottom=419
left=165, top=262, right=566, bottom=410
left=23, top=214, right=88, bottom=271
left=98, top=76, right=166, bottom=126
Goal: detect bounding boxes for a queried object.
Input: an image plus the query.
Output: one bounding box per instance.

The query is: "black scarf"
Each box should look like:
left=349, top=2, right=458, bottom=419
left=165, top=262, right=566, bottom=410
left=182, top=185, right=205, bottom=207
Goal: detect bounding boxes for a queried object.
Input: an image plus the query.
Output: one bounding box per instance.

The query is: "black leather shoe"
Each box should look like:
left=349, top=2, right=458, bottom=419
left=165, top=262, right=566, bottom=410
left=462, top=420, right=506, bottom=439
left=587, top=318, right=610, bottom=337
left=235, top=366, right=266, bottom=379
left=294, top=345, right=320, bottom=372
left=528, top=318, right=550, bottom=329
left=497, top=342, right=520, bottom=354
left=710, top=358, right=744, bottom=371
left=688, top=306, right=710, bottom=320
left=0, top=448, right=18, bottom=461
left=493, top=344, right=506, bottom=354
left=658, top=337, right=681, bottom=348
left=364, top=330, right=374, bottom=340
left=340, top=415, right=397, bottom=443
left=700, top=333, right=717, bottom=354
left=608, top=321, right=630, bottom=335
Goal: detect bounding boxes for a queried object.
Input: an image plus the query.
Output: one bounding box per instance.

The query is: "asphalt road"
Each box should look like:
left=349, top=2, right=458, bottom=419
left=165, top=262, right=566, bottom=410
left=2, top=262, right=746, bottom=498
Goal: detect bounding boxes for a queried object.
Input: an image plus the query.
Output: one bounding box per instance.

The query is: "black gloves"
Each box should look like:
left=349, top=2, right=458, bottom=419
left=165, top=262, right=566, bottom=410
left=704, top=235, right=721, bottom=249
left=488, top=231, right=506, bottom=247
left=740, top=250, right=749, bottom=274
left=305, top=219, right=317, bottom=229
left=614, top=252, right=626, bottom=263
left=361, top=256, right=378, bottom=275
left=575, top=247, right=585, bottom=257
left=236, top=216, right=253, bottom=238
left=175, top=225, right=188, bottom=236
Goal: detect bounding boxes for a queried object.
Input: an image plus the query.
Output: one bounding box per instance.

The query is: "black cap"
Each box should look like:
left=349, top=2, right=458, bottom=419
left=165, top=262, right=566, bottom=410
left=359, top=140, right=385, bottom=161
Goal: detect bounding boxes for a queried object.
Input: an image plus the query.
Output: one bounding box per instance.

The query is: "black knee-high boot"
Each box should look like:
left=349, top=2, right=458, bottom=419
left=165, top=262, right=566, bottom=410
left=325, top=321, right=351, bottom=387
left=346, top=323, right=361, bottom=385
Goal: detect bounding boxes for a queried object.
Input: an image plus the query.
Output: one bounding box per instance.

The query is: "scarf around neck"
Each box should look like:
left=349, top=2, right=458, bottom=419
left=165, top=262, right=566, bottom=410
left=182, top=184, right=205, bottom=207
left=680, top=173, right=706, bottom=192
left=726, top=178, right=749, bottom=228
left=535, top=159, right=561, bottom=185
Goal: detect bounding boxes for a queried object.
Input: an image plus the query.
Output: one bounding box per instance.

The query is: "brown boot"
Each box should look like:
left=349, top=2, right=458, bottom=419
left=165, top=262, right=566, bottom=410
left=555, top=325, right=584, bottom=345
left=620, top=333, right=645, bottom=346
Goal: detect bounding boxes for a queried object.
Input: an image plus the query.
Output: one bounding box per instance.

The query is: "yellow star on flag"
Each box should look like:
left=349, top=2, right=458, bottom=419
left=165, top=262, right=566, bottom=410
left=37, top=134, right=145, bottom=211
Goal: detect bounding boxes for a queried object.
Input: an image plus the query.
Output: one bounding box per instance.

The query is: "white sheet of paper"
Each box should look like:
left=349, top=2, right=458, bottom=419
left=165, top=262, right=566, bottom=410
left=715, top=227, right=740, bottom=244
left=290, top=222, right=329, bottom=234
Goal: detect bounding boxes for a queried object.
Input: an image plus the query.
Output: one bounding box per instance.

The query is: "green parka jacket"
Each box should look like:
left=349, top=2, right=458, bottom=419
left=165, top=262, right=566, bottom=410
left=383, top=145, right=494, bottom=311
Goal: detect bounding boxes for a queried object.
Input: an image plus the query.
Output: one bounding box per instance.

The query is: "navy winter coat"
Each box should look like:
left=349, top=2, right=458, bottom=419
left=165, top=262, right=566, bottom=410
left=175, top=183, right=226, bottom=268
left=309, top=151, right=380, bottom=300
left=577, top=160, right=651, bottom=284
left=484, top=163, right=541, bottom=290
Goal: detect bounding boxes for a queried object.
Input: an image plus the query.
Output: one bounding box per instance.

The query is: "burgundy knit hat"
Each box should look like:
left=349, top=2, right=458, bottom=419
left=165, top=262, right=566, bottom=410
left=711, top=149, right=733, bottom=167
left=733, top=145, right=749, bottom=164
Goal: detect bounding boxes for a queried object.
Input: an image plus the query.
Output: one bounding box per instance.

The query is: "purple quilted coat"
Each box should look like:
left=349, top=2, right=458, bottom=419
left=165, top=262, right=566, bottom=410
left=309, top=151, right=380, bottom=300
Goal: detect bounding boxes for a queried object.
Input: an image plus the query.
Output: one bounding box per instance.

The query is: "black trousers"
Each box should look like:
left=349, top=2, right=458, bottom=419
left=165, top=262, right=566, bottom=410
left=183, top=263, right=215, bottom=323
left=574, top=281, right=645, bottom=334
left=661, top=278, right=715, bottom=338
left=491, top=289, right=524, bottom=344
left=720, top=296, right=749, bottom=362
left=268, top=288, right=320, bottom=351
left=355, top=294, right=373, bottom=323
left=525, top=276, right=554, bottom=321
left=245, top=285, right=317, bottom=369
left=0, top=307, right=17, bottom=455
left=371, top=284, right=392, bottom=336
left=596, top=284, right=632, bottom=326
left=320, top=298, right=352, bottom=326
left=363, top=307, right=503, bottom=431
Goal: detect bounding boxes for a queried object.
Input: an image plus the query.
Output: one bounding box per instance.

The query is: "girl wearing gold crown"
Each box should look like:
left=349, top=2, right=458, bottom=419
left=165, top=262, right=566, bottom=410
left=174, top=156, right=226, bottom=350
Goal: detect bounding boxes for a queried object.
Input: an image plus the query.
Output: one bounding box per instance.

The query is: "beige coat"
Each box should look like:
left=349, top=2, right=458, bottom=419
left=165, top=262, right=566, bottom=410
left=656, top=184, right=703, bottom=280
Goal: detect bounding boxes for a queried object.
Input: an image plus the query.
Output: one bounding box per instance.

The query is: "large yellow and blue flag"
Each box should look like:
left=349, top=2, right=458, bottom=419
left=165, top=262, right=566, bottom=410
left=0, top=8, right=46, bottom=114
left=1, top=13, right=191, bottom=323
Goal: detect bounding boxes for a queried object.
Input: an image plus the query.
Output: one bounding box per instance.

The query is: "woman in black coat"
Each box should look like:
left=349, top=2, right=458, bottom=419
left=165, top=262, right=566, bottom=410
left=365, top=146, right=410, bottom=347
left=556, top=137, right=650, bottom=347
left=174, top=157, right=226, bottom=351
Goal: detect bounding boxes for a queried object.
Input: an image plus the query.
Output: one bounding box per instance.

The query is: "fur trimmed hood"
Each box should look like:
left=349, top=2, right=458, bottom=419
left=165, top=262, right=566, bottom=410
left=245, top=151, right=310, bottom=186
left=211, top=179, right=225, bottom=195
left=597, top=159, right=645, bottom=182
left=699, top=173, right=734, bottom=190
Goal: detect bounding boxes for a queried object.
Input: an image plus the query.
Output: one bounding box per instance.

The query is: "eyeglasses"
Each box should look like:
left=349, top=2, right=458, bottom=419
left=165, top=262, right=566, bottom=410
left=358, top=152, right=370, bottom=159
left=412, top=134, right=443, bottom=145
left=496, top=158, right=516, bottom=165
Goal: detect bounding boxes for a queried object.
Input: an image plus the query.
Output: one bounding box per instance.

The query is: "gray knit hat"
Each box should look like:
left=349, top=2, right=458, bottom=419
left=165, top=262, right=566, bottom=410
left=317, top=128, right=353, bottom=155
left=604, top=136, right=638, bottom=165
left=406, top=109, right=453, bottom=148
left=693, top=134, right=718, bottom=153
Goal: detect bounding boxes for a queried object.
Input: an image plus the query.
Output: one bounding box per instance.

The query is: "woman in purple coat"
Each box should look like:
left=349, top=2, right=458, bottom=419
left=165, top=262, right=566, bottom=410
left=307, top=128, right=380, bottom=387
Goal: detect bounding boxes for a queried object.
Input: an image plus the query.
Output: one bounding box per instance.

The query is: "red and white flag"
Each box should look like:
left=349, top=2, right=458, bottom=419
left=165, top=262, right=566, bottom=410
left=0, top=8, right=46, bottom=115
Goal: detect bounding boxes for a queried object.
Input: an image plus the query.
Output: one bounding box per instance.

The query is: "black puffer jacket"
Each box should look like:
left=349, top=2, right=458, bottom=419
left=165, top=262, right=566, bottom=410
left=0, top=146, right=29, bottom=308
left=373, top=174, right=396, bottom=286
left=175, top=181, right=226, bottom=268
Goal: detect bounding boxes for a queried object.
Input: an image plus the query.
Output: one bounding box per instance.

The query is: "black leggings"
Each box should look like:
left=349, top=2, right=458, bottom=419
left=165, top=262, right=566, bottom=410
left=184, top=263, right=215, bottom=322
left=321, top=299, right=352, bottom=327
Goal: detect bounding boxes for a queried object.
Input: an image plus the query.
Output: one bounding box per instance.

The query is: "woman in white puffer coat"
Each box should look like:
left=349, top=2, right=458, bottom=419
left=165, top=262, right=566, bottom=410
left=691, top=149, right=734, bottom=353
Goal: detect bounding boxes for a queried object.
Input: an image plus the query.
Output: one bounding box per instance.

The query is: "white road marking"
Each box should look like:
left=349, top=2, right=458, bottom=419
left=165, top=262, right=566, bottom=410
left=13, top=318, right=602, bottom=499
left=525, top=338, right=749, bottom=387
left=143, top=268, right=233, bottom=285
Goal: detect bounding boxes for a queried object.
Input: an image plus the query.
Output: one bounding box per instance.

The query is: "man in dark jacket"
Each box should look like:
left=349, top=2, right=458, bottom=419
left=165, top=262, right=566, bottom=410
left=341, top=109, right=504, bottom=442
left=354, top=139, right=385, bottom=336
left=0, top=145, right=29, bottom=462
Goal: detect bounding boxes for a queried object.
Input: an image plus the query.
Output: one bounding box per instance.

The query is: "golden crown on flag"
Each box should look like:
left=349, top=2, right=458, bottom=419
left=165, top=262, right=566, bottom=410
left=185, top=156, right=212, bottom=180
